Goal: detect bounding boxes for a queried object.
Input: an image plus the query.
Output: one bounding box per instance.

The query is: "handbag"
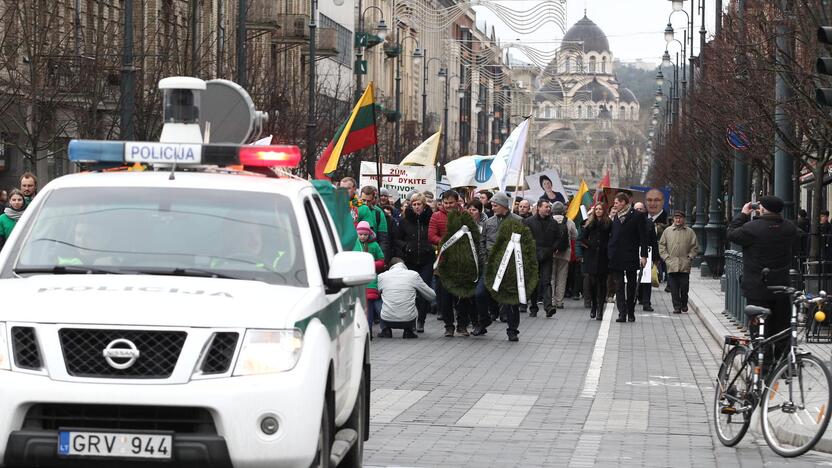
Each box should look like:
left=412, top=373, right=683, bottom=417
left=651, top=264, right=659, bottom=288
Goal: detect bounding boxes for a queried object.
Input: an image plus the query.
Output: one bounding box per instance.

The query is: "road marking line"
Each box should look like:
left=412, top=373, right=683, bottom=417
left=579, top=302, right=614, bottom=399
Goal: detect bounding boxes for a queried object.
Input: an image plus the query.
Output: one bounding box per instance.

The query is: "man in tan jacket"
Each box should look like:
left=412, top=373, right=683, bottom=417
left=658, top=210, right=699, bottom=313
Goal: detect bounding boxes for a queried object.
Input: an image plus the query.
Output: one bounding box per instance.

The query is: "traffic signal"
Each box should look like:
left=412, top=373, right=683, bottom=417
left=816, top=26, right=832, bottom=106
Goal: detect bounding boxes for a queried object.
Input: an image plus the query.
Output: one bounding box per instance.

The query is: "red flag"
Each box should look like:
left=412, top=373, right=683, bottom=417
left=594, top=172, right=610, bottom=203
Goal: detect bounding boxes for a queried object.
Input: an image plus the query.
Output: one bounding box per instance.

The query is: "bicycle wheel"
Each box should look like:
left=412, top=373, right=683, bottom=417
left=714, top=345, right=755, bottom=446
left=762, top=354, right=832, bottom=457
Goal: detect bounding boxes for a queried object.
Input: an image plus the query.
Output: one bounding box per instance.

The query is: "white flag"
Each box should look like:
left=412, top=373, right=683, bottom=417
left=490, top=119, right=530, bottom=192
left=400, top=127, right=441, bottom=166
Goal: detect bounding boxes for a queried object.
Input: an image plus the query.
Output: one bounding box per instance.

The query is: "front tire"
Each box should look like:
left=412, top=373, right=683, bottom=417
left=311, top=393, right=333, bottom=468
left=762, top=354, right=832, bottom=457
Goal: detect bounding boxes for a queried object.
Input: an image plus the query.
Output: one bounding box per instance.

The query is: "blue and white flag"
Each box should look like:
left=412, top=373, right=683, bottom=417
left=490, top=118, right=530, bottom=192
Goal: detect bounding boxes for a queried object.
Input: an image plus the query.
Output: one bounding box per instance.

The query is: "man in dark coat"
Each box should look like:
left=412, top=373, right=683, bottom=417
left=394, top=193, right=435, bottom=332
left=727, top=196, right=799, bottom=361
left=634, top=202, right=660, bottom=312
left=523, top=199, right=563, bottom=317
left=607, top=192, right=648, bottom=323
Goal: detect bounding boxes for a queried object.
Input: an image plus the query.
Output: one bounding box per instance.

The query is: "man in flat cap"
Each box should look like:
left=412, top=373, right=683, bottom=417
left=727, top=196, right=799, bottom=361
left=658, top=211, right=698, bottom=314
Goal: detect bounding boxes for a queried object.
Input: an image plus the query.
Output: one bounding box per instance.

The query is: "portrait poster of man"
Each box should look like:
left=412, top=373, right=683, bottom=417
left=525, top=169, right=568, bottom=204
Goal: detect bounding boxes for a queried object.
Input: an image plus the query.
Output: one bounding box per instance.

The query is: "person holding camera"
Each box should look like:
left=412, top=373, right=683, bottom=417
left=727, top=196, right=799, bottom=360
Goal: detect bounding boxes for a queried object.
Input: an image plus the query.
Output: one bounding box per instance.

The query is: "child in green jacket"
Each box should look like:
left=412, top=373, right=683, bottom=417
left=354, top=221, right=384, bottom=330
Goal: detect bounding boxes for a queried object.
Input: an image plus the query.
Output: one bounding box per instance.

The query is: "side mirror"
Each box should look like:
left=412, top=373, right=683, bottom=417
left=327, top=251, right=375, bottom=290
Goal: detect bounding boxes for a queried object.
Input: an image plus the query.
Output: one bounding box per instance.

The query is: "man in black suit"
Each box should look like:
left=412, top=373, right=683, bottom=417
left=634, top=202, right=660, bottom=312
left=607, top=192, right=648, bottom=323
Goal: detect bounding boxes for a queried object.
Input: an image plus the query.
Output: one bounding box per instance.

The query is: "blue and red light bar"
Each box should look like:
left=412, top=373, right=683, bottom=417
left=68, top=140, right=302, bottom=168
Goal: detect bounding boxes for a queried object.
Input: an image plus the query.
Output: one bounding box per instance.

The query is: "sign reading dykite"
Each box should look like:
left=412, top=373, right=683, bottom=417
left=359, top=162, right=436, bottom=200
left=125, top=142, right=203, bottom=164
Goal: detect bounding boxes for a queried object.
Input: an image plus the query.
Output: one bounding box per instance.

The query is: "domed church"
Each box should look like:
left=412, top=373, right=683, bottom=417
left=525, top=14, right=644, bottom=186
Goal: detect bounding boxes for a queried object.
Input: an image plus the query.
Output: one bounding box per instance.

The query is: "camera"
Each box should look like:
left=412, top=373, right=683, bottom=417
left=750, top=202, right=760, bottom=210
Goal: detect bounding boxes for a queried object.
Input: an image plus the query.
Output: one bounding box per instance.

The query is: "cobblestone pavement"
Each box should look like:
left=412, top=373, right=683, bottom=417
left=364, top=284, right=832, bottom=467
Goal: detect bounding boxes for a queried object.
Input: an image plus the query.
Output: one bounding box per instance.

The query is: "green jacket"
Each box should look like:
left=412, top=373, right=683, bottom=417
left=0, top=214, right=17, bottom=242
left=353, top=238, right=383, bottom=291
left=356, top=204, right=388, bottom=234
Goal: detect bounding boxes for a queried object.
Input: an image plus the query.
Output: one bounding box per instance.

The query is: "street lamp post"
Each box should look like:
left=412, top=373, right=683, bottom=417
left=305, top=0, right=318, bottom=177
left=437, top=67, right=460, bottom=164
left=392, top=32, right=422, bottom=161
left=422, top=55, right=442, bottom=139
left=731, top=0, right=749, bottom=227
left=354, top=6, right=387, bottom=104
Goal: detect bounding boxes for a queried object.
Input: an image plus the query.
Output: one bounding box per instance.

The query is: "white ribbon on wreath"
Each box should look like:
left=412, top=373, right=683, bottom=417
left=433, top=225, right=479, bottom=279
left=492, top=232, right=526, bottom=304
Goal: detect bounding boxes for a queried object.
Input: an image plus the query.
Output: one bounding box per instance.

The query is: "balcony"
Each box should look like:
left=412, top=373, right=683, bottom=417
left=300, top=28, right=339, bottom=58
left=275, top=14, right=310, bottom=43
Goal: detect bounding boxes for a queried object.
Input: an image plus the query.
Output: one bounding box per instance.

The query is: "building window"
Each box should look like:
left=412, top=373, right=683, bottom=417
left=629, top=107, right=636, bottom=120
left=556, top=106, right=562, bottom=119
left=619, top=106, right=626, bottom=120
left=576, top=57, right=583, bottom=73
left=565, top=58, right=571, bottom=73
left=602, top=57, right=608, bottom=73
left=545, top=106, right=553, bottom=119
left=576, top=105, right=582, bottom=119
left=589, top=56, right=596, bottom=73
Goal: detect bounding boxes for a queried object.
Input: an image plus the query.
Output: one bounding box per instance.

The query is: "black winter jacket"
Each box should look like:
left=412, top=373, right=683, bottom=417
left=395, top=206, right=435, bottom=266
left=607, top=208, right=648, bottom=271
left=727, top=212, right=799, bottom=301
left=523, top=214, right=563, bottom=263
left=579, top=218, right=611, bottom=275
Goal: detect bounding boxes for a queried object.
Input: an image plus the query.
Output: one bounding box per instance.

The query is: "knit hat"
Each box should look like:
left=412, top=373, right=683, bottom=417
left=356, top=221, right=373, bottom=235
left=491, top=191, right=511, bottom=209
left=552, top=201, right=566, bottom=215
left=379, top=187, right=390, bottom=197
left=760, top=195, right=784, bottom=214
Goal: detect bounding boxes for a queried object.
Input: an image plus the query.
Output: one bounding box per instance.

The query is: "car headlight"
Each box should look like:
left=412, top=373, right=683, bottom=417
left=0, top=323, right=9, bottom=371
left=233, top=329, right=303, bottom=376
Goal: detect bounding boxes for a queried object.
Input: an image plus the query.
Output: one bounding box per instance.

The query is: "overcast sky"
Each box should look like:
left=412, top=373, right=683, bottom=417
left=473, top=0, right=721, bottom=64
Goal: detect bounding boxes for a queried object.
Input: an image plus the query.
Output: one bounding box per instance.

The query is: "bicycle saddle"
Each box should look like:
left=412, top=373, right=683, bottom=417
left=745, top=305, right=772, bottom=318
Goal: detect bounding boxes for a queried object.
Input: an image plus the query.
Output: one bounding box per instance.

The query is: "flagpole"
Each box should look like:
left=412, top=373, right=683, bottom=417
left=372, top=87, right=382, bottom=193
left=510, top=117, right=531, bottom=208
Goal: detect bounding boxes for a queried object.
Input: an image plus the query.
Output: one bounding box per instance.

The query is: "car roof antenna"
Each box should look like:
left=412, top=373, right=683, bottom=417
left=169, top=160, right=177, bottom=180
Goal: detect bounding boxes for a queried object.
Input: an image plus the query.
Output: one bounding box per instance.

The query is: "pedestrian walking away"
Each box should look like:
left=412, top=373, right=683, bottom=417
left=726, top=196, right=799, bottom=363
left=657, top=210, right=698, bottom=314
left=607, top=192, right=648, bottom=323
left=376, top=258, right=436, bottom=338
left=579, top=203, right=611, bottom=320
left=523, top=199, right=564, bottom=318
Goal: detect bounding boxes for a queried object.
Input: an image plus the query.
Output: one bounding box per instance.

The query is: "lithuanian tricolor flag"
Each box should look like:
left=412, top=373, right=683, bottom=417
left=567, top=179, right=593, bottom=222
left=315, top=83, right=378, bottom=179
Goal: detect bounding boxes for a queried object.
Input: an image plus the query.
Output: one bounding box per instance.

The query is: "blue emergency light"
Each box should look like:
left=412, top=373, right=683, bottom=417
left=68, top=140, right=302, bottom=168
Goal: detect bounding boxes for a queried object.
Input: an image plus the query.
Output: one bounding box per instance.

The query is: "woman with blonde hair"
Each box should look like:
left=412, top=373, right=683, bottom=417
left=579, top=203, right=612, bottom=320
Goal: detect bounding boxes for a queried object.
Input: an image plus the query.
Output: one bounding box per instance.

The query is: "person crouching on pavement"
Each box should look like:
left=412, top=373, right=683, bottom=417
left=354, top=221, right=385, bottom=333
left=658, top=211, right=698, bottom=314
left=377, top=258, right=436, bottom=338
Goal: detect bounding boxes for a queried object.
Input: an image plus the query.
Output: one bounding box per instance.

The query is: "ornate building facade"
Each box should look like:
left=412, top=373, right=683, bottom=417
left=526, top=15, right=645, bottom=187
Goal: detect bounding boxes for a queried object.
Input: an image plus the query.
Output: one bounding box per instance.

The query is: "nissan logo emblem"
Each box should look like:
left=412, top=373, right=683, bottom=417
left=102, top=338, right=140, bottom=370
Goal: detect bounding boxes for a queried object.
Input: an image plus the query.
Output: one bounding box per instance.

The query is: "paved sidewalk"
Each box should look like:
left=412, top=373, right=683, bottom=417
left=688, top=273, right=832, bottom=453
left=364, top=281, right=832, bottom=467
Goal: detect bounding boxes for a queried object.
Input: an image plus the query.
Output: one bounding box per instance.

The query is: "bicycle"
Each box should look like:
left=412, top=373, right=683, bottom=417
left=713, top=277, right=832, bottom=457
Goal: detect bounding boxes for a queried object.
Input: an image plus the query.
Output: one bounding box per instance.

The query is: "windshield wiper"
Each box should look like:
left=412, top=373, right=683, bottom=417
left=14, top=265, right=122, bottom=275
left=124, top=267, right=244, bottom=280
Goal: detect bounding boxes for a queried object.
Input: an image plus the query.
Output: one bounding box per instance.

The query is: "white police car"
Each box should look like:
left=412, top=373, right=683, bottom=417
left=0, top=140, right=375, bottom=468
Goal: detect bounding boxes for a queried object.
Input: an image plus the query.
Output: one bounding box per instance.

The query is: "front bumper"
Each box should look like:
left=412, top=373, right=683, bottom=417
left=0, top=357, right=328, bottom=468
left=5, top=431, right=231, bottom=467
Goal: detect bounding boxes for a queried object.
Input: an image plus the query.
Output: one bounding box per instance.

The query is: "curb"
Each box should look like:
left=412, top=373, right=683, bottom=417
left=688, top=293, right=832, bottom=455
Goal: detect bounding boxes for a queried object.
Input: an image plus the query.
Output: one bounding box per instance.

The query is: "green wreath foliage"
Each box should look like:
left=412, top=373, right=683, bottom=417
left=437, top=210, right=482, bottom=298
left=486, top=219, right=539, bottom=305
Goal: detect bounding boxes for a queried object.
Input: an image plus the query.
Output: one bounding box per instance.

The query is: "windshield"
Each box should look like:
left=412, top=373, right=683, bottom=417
left=13, top=187, right=307, bottom=286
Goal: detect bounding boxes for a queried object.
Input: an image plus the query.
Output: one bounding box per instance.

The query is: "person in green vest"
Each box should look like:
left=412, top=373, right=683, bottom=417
left=354, top=221, right=384, bottom=333
left=0, top=189, right=25, bottom=250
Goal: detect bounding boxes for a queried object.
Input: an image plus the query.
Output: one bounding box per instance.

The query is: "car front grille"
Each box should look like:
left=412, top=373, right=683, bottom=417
left=200, top=332, right=239, bottom=375
left=59, top=328, right=187, bottom=379
left=11, top=327, right=42, bottom=370
left=23, top=404, right=217, bottom=434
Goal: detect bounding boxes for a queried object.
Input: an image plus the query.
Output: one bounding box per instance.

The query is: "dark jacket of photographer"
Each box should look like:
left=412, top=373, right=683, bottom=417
left=727, top=212, right=798, bottom=301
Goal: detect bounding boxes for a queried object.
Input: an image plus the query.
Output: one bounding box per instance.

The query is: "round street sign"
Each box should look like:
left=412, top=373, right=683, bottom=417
left=726, top=125, right=751, bottom=151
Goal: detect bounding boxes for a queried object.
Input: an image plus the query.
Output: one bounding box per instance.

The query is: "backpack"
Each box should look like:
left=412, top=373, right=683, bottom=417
left=554, top=216, right=570, bottom=252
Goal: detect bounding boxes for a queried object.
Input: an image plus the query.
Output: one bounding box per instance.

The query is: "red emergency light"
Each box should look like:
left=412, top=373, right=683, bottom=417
left=239, top=145, right=302, bottom=168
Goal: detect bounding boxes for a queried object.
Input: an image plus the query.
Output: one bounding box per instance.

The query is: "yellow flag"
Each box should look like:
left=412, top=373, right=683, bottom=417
left=400, top=126, right=442, bottom=166
left=566, top=179, right=590, bottom=220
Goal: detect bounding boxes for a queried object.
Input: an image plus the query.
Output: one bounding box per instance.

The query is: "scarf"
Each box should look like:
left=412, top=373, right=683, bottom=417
left=617, top=206, right=631, bottom=221
left=4, top=206, right=23, bottom=221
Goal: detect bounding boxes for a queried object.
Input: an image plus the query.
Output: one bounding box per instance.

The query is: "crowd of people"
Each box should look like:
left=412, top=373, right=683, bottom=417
left=337, top=177, right=701, bottom=341
left=0, top=172, right=38, bottom=250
